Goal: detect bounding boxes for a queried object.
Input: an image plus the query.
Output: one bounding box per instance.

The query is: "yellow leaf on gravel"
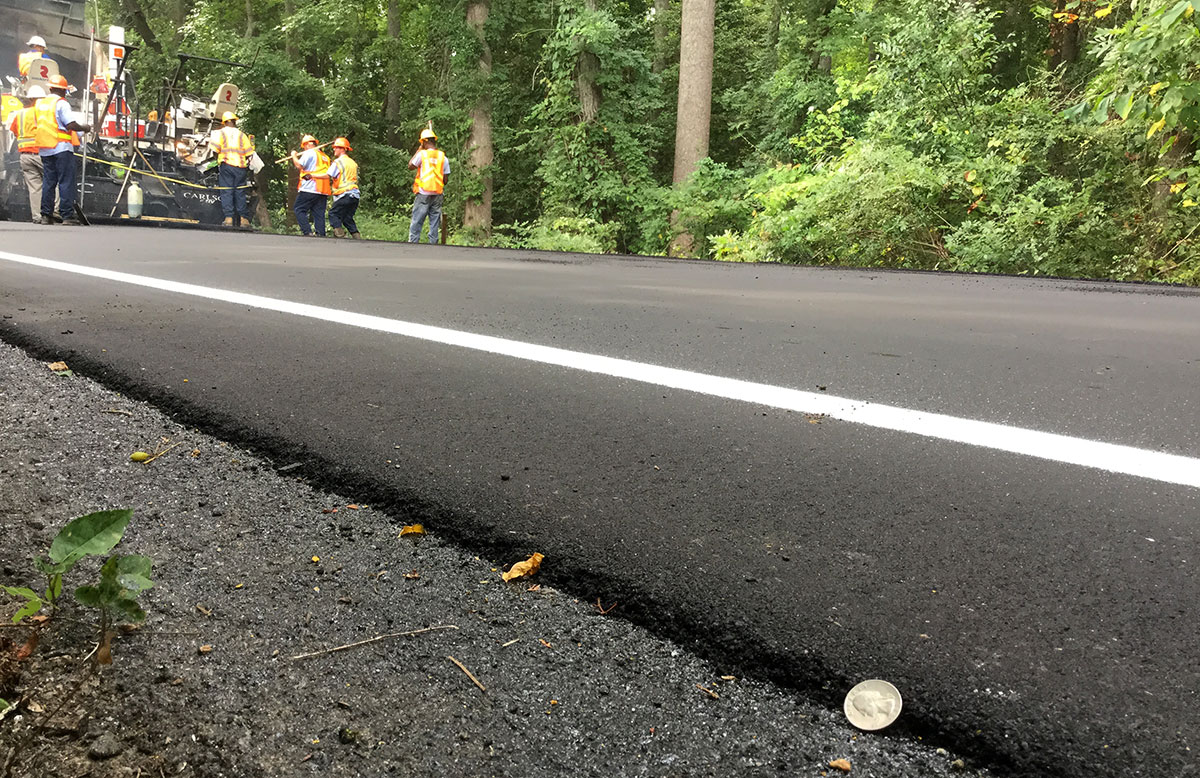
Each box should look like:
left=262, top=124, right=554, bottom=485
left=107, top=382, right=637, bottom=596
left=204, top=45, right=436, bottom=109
left=46, top=361, right=69, bottom=371
left=130, top=451, right=151, bottom=462
left=502, top=552, right=544, bottom=582
left=829, top=758, right=852, bottom=772
left=400, top=524, right=426, bottom=537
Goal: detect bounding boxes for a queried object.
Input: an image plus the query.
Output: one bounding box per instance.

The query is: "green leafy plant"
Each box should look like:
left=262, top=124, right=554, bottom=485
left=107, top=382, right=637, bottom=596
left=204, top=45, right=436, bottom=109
left=3, top=510, right=134, bottom=624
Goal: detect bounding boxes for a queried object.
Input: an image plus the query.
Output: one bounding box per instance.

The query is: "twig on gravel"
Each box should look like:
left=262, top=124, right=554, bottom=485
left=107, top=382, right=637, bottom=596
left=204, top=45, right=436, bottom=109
left=695, top=684, right=720, bottom=700
left=142, top=442, right=182, bottom=465
left=448, top=655, right=486, bottom=693
left=102, top=408, right=133, bottom=416
left=289, top=625, right=459, bottom=660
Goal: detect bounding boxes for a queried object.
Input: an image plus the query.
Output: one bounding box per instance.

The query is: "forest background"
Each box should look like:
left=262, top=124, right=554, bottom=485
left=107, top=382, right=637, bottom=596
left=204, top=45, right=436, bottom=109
left=96, top=0, right=1198, bottom=283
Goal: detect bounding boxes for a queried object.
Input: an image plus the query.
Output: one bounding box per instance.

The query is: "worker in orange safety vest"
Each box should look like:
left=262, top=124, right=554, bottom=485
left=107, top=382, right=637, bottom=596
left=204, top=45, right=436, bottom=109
left=407, top=127, right=449, bottom=244
left=35, top=74, right=90, bottom=225
left=290, top=134, right=331, bottom=237
left=210, top=110, right=255, bottom=228
left=305, top=137, right=360, bottom=239
left=6, top=86, right=58, bottom=222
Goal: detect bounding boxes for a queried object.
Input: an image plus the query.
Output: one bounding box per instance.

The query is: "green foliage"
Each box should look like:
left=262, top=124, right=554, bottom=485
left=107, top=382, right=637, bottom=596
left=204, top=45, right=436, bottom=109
left=669, top=159, right=754, bottom=258
left=84, top=0, right=1198, bottom=283
left=74, top=555, right=156, bottom=626
left=5, top=510, right=138, bottom=625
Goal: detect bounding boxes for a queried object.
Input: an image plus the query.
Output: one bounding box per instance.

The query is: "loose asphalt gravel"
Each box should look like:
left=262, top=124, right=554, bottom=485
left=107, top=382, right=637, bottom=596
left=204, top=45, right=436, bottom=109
left=0, top=340, right=994, bottom=777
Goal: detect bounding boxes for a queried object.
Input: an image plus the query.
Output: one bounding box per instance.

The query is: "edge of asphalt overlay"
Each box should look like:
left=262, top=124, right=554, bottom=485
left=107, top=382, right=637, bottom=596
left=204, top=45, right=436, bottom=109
left=3, top=249, right=1199, bottom=490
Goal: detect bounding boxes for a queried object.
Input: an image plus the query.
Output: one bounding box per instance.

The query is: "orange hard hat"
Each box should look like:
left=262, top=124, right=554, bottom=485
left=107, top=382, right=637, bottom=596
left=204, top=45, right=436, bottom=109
left=48, top=74, right=72, bottom=91
left=300, top=134, right=317, bottom=145
left=332, top=137, right=352, bottom=151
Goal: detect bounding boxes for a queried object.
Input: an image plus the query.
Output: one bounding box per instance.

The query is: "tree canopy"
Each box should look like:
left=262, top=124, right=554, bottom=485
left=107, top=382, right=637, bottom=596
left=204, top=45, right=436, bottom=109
left=98, top=0, right=1199, bottom=283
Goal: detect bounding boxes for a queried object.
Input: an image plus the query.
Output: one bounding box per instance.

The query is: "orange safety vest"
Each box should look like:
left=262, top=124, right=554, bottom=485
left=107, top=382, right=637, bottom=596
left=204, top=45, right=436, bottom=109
left=298, top=149, right=332, bottom=195
left=332, top=155, right=359, bottom=196
left=212, top=126, right=254, bottom=167
left=33, top=95, right=78, bottom=150
left=13, top=106, right=38, bottom=152
left=412, top=149, right=446, bottom=195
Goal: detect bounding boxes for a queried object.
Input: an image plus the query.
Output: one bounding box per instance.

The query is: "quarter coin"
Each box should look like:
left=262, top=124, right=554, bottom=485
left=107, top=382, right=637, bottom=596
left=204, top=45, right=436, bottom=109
left=844, top=679, right=903, bottom=730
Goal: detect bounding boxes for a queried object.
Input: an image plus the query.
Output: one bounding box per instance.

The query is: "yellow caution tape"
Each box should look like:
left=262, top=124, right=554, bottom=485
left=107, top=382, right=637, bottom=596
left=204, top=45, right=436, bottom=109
left=73, top=152, right=255, bottom=191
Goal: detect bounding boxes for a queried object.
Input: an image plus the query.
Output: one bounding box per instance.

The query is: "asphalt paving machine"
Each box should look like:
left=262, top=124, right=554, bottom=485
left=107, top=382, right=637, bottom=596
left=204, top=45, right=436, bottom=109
left=0, top=0, right=259, bottom=225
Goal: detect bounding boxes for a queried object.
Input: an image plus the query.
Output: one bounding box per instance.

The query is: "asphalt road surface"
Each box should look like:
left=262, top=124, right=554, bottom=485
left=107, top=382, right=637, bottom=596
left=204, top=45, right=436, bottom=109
left=2, top=223, right=1198, bottom=777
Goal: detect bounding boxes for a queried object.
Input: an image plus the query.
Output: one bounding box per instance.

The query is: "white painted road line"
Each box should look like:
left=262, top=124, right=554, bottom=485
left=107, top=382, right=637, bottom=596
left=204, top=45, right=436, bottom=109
left=3, top=250, right=1199, bottom=489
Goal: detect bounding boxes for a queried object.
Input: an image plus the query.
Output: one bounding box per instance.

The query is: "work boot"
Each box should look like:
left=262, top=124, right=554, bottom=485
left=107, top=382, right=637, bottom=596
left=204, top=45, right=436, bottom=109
left=222, top=217, right=233, bottom=227
left=350, top=232, right=362, bottom=240
left=332, top=227, right=346, bottom=238
left=60, top=217, right=82, bottom=226
left=33, top=215, right=51, bottom=225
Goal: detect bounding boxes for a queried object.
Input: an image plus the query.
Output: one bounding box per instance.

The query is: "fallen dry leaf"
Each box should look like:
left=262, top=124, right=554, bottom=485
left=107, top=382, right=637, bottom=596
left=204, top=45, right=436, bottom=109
left=15, top=632, right=38, bottom=661
left=502, top=552, right=544, bottom=582
left=399, top=524, right=425, bottom=537
left=347, top=504, right=360, bottom=510
left=539, top=639, right=553, bottom=648
left=97, top=630, right=114, bottom=665
left=403, top=570, right=421, bottom=580
left=46, top=361, right=69, bottom=372
left=198, top=644, right=213, bottom=654
left=829, top=758, right=852, bottom=772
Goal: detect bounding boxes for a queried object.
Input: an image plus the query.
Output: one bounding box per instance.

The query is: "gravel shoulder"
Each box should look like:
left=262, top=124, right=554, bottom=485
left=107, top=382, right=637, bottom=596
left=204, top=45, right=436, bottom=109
left=0, top=340, right=990, bottom=778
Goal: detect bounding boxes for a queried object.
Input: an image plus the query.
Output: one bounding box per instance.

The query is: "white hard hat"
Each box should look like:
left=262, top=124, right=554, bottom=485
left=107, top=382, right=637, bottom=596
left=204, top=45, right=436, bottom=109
left=27, top=35, right=47, bottom=48
left=25, top=86, right=46, bottom=99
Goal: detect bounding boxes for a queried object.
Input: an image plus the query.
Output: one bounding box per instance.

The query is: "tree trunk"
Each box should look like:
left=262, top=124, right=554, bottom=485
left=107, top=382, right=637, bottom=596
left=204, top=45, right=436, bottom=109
left=670, top=0, right=715, bottom=256
left=385, top=0, right=403, bottom=146
left=765, top=0, right=782, bottom=72
left=284, top=0, right=299, bottom=61
left=286, top=165, right=298, bottom=229
left=1048, top=0, right=1080, bottom=79
left=463, top=0, right=494, bottom=237
left=244, top=0, right=255, bottom=39
left=118, top=0, right=163, bottom=54
left=577, top=0, right=602, bottom=123
left=652, top=0, right=671, bottom=74
left=254, top=170, right=271, bottom=229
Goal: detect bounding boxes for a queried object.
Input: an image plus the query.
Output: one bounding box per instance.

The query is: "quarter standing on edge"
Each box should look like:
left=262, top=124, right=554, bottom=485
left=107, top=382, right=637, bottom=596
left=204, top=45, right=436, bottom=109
left=408, top=127, right=448, bottom=244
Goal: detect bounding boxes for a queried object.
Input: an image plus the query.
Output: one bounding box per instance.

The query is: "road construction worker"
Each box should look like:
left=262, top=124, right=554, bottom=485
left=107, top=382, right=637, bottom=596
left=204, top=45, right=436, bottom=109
left=19, top=36, right=49, bottom=78
left=290, top=134, right=330, bottom=237
left=7, top=86, right=59, bottom=223
left=35, top=75, right=89, bottom=226
left=210, top=110, right=255, bottom=228
left=408, top=128, right=449, bottom=244
left=310, top=137, right=360, bottom=238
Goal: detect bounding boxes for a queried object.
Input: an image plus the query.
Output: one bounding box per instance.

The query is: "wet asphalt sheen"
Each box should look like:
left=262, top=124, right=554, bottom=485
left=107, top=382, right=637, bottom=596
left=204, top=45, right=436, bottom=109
left=1, top=223, right=1198, bottom=777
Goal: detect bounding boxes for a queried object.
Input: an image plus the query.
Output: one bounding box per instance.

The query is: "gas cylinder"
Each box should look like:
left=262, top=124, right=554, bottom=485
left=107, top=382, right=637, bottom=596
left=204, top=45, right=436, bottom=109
left=127, top=181, right=143, bottom=218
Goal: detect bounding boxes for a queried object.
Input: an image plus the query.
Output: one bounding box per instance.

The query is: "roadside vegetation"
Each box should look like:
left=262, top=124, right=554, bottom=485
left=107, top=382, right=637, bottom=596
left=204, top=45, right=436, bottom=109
left=97, top=0, right=1198, bottom=281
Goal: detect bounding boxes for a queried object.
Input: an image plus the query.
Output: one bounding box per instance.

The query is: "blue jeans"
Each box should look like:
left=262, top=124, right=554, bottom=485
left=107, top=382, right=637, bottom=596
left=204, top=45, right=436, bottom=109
left=409, top=193, right=443, bottom=244
left=329, top=195, right=360, bottom=234
left=293, top=191, right=327, bottom=236
left=41, top=150, right=76, bottom=220
left=218, top=163, right=250, bottom=223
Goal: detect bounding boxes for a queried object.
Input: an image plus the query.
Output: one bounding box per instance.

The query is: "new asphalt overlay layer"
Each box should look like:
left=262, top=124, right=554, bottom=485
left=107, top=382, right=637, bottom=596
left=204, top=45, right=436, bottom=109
left=2, top=224, right=1198, bottom=777
left=0, top=341, right=987, bottom=777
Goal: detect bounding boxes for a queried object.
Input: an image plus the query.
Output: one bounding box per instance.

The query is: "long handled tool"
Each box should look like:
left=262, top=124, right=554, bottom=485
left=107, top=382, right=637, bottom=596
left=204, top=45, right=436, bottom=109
left=274, top=141, right=333, bottom=164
